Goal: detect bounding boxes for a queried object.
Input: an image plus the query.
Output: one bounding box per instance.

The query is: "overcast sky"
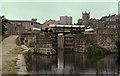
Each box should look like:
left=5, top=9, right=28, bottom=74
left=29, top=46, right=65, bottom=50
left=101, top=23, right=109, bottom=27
left=1, top=2, right=118, bottom=23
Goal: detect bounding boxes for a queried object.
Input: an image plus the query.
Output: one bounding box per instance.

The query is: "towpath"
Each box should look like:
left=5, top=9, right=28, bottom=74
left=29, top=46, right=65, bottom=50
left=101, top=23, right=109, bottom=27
left=2, top=35, right=19, bottom=74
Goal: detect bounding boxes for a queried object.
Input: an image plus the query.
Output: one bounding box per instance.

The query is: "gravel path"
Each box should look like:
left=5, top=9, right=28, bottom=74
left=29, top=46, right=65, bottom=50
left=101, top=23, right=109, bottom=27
left=1, top=35, right=29, bottom=75
left=2, top=35, right=18, bottom=74
left=17, top=54, right=28, bottom=74
left=2, top=35, right=18, bottom=55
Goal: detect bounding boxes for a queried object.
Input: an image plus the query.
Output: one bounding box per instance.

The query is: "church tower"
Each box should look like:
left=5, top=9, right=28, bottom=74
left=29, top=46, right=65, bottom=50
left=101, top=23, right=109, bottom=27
left=82, top=11, right=90, bottom=25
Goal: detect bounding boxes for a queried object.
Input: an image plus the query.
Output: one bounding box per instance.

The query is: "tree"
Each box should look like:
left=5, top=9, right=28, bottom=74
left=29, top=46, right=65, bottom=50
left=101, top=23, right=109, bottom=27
left=84, top=21, right=93, bottom=28
left=86, top=21, right=93, bottom=26
left=76, top=19, right=82, bottom=25
left=1, top=16, right=10, bottom=35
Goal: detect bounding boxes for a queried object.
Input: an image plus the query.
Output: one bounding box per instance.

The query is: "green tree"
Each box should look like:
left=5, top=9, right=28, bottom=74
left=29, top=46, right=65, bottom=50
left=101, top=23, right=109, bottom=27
left=86, top=21, right=93, bottom=26
left=84, top=21, right=93, bottom=28
left=76, top=19, right=82, bottom=25
left=1, top=16, right=10, bottom=35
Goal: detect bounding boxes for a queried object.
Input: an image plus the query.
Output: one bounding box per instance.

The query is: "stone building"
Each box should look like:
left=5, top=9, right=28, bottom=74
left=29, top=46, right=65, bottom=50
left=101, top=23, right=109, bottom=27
left=67, top=16, right=72, bottom=25
left=100, top=14, right=117, bottom=22
left=59, top=16, right=72, bottom=25
left=8, top=18, right=42, bottom=35
left=41, top=20, right=56, bottom=30
left=20, top=32, right=39, bottom=48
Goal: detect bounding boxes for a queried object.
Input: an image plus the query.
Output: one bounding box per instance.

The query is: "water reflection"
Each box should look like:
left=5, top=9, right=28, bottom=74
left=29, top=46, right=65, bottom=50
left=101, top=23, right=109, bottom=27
left=29, top=50, right=120, bottom=74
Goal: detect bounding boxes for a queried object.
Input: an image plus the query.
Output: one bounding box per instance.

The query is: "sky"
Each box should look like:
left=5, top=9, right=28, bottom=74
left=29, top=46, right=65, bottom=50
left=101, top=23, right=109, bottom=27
left=1, top=2, right=118, bottom=24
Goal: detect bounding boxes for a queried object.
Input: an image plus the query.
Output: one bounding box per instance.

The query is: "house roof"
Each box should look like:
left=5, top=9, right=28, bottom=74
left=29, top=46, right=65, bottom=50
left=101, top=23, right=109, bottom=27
left=9, top=20, right=31, bottom=22
left=9, top=20, right=42, bottom=25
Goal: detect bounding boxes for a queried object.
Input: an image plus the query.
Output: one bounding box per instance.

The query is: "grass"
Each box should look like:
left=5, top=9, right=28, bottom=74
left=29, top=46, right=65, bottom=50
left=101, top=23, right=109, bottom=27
left=23, top=50, right=32, bottom=71
left=86, top=45, right=111, bottom=54
left=86, top=46, right=111, bottom=62
left=3, top=46, right=25, bottom=74
left=16, top=37, right=20, bottom=46
left=10, top=47, right=25, bottom=55
left=0, top=34, right=9, bottom=42
left=2, top=35, right=26, bottom=74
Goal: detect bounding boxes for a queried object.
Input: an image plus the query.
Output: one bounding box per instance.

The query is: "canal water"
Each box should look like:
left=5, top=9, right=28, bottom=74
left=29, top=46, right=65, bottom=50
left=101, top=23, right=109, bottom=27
left=28, top=51, right=120, bottom=74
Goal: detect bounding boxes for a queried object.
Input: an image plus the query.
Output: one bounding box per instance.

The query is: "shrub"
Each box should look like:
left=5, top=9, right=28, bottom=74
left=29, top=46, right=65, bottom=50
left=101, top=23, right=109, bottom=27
left=16, top=37, right=20, bottom=46
left=23, top=50, right=32, bottom=71
left=52, top=49, right=56, bottom=55
left=86, top=46, right=111, bottom=62
left=87, top=46, right=111, bottom=54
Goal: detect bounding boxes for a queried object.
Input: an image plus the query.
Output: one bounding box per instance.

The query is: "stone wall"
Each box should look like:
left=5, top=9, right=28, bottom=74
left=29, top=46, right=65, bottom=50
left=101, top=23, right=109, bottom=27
left=74, top=34, right=97, bottom=52
left=20, top=26, right=120, bottom=53
left=74, top=34, right=86, bottom=52
left=97, top=34, right=118, bottom=52
left=20, top=32, right=38, bottom=48
left=57, top=35, right=64, bottom=49
left=66, top=32, right=119, bottom=53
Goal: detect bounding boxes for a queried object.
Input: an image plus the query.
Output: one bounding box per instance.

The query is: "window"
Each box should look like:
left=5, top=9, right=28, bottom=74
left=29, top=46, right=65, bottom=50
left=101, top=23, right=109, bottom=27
left=17, top=24, right=19, bottom=26
left=31, top=23, right=33, bottom=25
left=25, top=40, right=28, bottom=42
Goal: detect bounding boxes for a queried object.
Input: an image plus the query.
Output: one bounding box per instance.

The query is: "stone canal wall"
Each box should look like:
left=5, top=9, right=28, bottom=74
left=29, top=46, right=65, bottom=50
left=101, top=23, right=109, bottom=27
left=57, top=33, right=119, bottom=53
left=74, top=34, right=97, bottom=52
left=74, top=34, right=118, bottom=52
left=20, top=31, right=120, bottom=53
left=34, top=48, right=54, bottom=55
left=97, top=34, right=118, bottom=52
